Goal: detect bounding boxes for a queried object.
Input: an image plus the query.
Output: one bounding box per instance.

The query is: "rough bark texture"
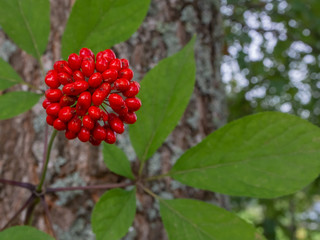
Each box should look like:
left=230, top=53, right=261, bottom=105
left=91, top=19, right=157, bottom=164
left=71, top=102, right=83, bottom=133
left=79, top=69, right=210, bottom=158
left=0, top=0, right=227, bottom=239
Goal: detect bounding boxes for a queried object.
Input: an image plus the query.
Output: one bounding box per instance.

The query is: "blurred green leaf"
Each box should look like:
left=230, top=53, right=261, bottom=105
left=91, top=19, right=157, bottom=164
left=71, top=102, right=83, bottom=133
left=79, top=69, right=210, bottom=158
left=0, top=226, right=54, bottom=240
left=0, top=91, right=41, bottom=120
left=0, top=0, right=50, bottom=59
left=62, top=0, right=150, bottom=59
left=170, top=112, right=320, bottom=198
left=91, top=188, right=136, bottom=240
left=160, top=198, right=255, bottom=240
left=130, top=37, right=196, bottom=162
left=102, top=142, right=134, bottom=179
left=0, top=58, right=23, bottom=90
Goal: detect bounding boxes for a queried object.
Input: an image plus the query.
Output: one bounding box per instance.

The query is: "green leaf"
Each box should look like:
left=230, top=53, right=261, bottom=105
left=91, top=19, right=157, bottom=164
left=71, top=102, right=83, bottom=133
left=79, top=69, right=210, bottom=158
left=62, top=0, right=150, bottom=59
left=160, top=198, right=255, bottom=240
left=0, top=91, right=41, bottom=120
left=170, top=112, right=320, bottom=198
left=0, top=226, right=54, bottom=240
left=0, top=58, right=23, bottom=90
left=0, top=0, right=50, bottom=59
left=102, top=142, right=134, bottom=179
left=92, top=188, right=136, bottom=240
left=130, top=37, right=196, bottom=162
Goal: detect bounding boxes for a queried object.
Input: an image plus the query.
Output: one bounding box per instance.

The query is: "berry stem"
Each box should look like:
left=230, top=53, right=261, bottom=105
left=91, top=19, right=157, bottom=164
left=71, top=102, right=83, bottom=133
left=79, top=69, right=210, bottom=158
left=37, top=129, right=58, bottom=192
left=0, top=178, right=35, bottom=190
left=45, top=181, right=132, bottom=193
left=1, top=194, right=35, bottom=230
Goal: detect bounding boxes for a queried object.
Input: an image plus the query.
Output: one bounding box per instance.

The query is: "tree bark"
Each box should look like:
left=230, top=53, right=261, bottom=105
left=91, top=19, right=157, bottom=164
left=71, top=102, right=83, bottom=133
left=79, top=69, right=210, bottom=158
left=0, top=0, right=227, bottom=239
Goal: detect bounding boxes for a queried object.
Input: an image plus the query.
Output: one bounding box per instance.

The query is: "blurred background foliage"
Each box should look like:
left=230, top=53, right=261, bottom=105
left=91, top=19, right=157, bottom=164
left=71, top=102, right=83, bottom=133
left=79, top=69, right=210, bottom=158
left=221, top=0, right=320, bottom=239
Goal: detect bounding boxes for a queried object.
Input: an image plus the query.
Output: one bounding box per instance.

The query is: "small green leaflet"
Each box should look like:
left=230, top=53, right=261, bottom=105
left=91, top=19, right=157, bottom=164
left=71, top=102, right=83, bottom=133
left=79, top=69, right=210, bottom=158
left=0, top=58, right=23, bottom=90
left=0, top=226, right=54, bottom=240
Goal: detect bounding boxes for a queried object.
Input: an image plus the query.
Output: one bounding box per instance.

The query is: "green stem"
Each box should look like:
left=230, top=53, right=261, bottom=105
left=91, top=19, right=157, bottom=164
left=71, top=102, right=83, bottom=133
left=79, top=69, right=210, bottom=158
left=138, top=162, right=145, bottom=176
left=36, top=129, right=57, bottom=192
left=142, top=187, right=160, bottom=200
left=145, top=173, right=170, bottom=182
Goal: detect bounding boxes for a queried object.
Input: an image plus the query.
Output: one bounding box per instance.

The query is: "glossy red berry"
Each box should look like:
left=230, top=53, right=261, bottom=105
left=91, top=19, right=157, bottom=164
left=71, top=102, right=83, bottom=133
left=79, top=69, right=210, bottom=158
left=102, top=69, right=118, bottom=83
left=89, top=136, right=102, bottom=146
left=108, top=113, right=125, bottom=134
left=68, top=53, right=82, bottom=70
left=73, top=70, right=85, bottom=82
left=102, top=49, right=116, bottom=62
left=96, top=57, right=109, bottom=73
left=65, top=130, right=77, bottom=140
left=81, top=58, right=95, bottom=77
left=82, top=115, right=95, bottom=130
left=109, top=59, right=122, bottom=71
left=53, top=60, right=73, bottom=75
left=58, top=106, right=74, bottom=122
left=123, top=81, right=140, bottom=97
left=68, top=116, right=82, bottom=133
left=78, top=127, right=90, bottom=142
left=122, top=112, right=137, bottom=124
left=46, top=103, right=61, bottom=117
left=88, top=72, right=102, bottom=88
left=42, top=98, right=51, bottom=109
left=109, top=94, right=125, bottom=109
left=92, top=124, right=107, bottom=141
left=88, top=106, right=101, bottom=121
left=92, top=88, right=108, bottom=106
left=46, top=115, right=56, bottom=126
left=45, top=70, right=60, bottom=89
left=59, top=95, right=77, bottom=107
left=104, top=127, right=116, bottom=144
left=114, top=78, right=130, bottom=91
left=120, top=59, right=129, bottom=69
left=79, top=48, right=94, bottom=60
left=125, top=97, right=141, bottom=112
left=58, top=72, right=73, bottom=85
left=45, top=89, right=63, bottom=102
left=53, top=118, right=67, bottom=131
left=119, top=68, right=133, bottom=81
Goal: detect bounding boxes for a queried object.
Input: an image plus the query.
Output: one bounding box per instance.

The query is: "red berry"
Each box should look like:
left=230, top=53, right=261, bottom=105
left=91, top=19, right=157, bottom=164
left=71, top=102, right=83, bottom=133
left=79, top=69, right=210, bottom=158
left=88, top=72, right=102, bottom=88
left=92, top=89, right=107, bottom=106
left=73, top=70, right=85, bottom=82
left=125, top=97, right=141, bottom=111
left=109, top=93, right=125, bottom=109
left=120, top=59, right=129, bottom=69
left=96, top=57, right=109, bottom=73
left=108, top=113, right=125, bottom=134
left=53, top=118, right=67, bottom=131
left=89, top=136, right=102, bottom=146
left=74, top=80, right=89, bottom=93
left=123, top=81, right=140, bottom=97
left=68, top=53, right=82, bottom=70
left=42, top=98, right=52, bottom=109
left=79, top=48, right=94, bottom=60
left=58, top=72, right=73, bottom=85
left=53, top=60, right=73, bottom=75
left=46, top=103, right=61, bottom=117
left=114, top=78, right=130, bottom=91
left=109, top=59, right=122, bottom=71
left=101, top=111, right=108, bottom=121
left=82, top=115, right=95, bottom=130
left=122, top=111, right=137, bottom=124
left=88, top=106, right=101, bottom=121
left=81, top=58, right=95, bottom=77
left=65, top=130, right=77, bottom=140
left=104, top=127, right=116, bottom=144
left=92, top=124, right=107, bottom=141
left=45, top=89, right=63, bottom=102
left=46, top=115, right=56, bottom=126
left=102, top=49, right=116, bottom=62
left=45, top=70, right=60, bottom=88
left=68, top=116, right=82, bottom=133
left=58, top=106, right=74, bottom=122
left=78, top=127, right=90, bottom=142
left=102, top=69, right=118, bottom=83
left=119, top=68, right=133, bottom=81
left=77, top=91, right=91, bottom=109
left=59, top=95, right=77, bottom=107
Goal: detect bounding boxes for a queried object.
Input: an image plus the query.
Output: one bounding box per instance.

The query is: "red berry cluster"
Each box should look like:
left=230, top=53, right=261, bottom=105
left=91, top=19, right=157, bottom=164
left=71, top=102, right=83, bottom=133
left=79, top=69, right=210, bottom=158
left=42, top=48, right=141, bottom=146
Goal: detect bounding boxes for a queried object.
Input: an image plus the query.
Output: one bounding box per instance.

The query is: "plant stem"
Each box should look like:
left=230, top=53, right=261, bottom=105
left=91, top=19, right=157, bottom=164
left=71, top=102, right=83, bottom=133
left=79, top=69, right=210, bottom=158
left=41, top=196, right=58, bottom=239
left=138, top=162, right=145, bottom=176
left=46, top=181, right=133, bottom=193
left=37, top=129, right=57, bottom=192
left=0, top=178, right=35, bottom=190
left=25, top=197, right=40, bottom=225
left=1, top=194, right=34, bottom=230
left=145, top=173, right=170, bottom=182
left=142, top=186, right=160, bottom=200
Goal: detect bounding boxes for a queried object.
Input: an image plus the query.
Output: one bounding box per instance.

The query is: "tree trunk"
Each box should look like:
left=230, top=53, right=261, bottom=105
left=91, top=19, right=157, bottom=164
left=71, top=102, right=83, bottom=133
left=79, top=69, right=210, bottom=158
left=0, top=0, right=227, bottom=239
